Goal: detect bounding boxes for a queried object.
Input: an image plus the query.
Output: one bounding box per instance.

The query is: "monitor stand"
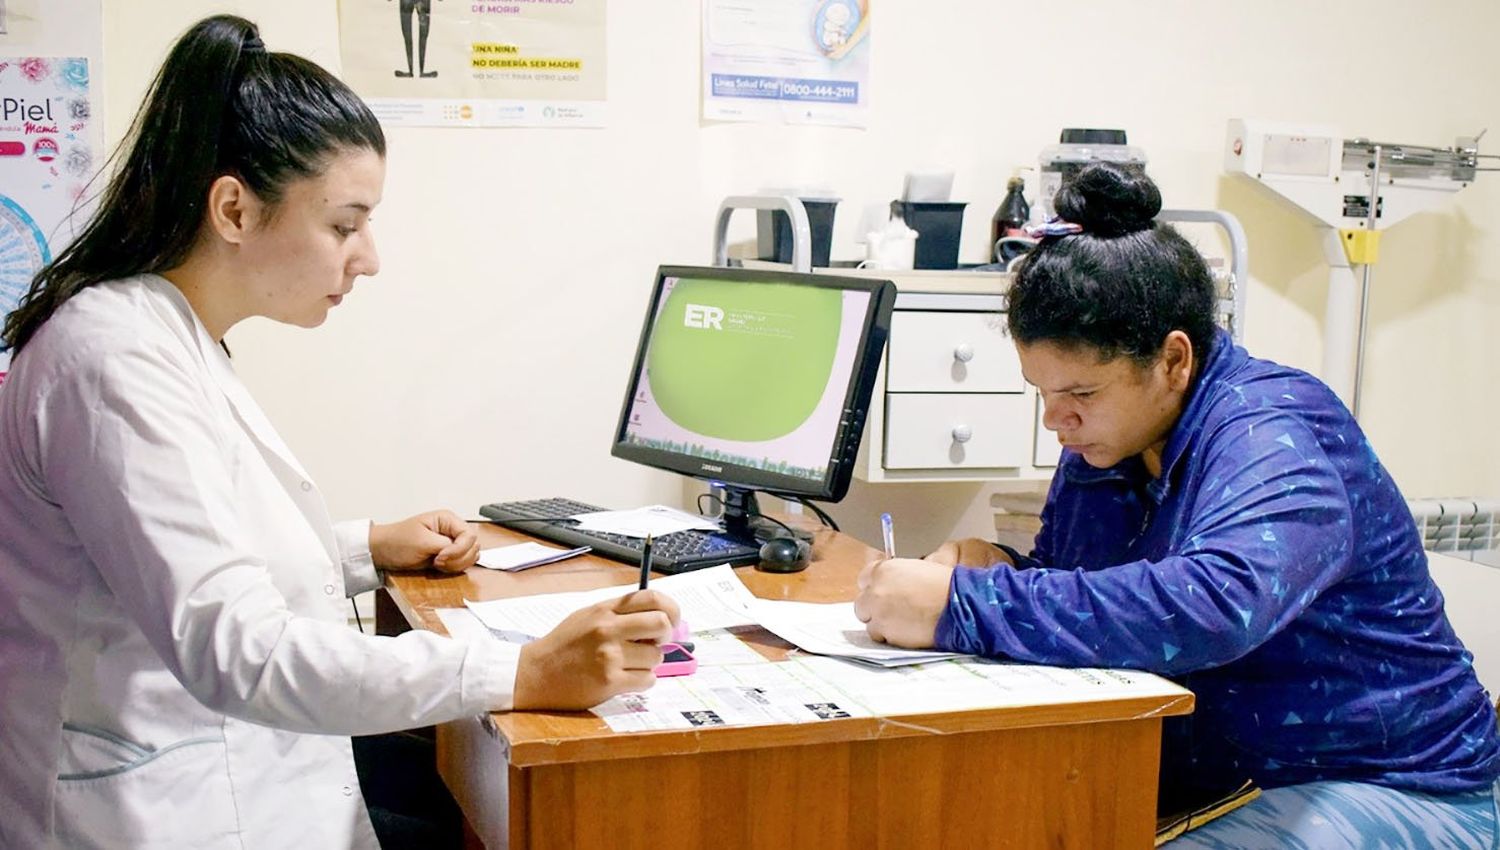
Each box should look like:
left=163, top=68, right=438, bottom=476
left=718, top=486, right=813, bottom=545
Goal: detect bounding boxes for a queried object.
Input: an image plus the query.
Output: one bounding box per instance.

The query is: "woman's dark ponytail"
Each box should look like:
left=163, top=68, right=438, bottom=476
left=2, top=14, right=384, bottom=354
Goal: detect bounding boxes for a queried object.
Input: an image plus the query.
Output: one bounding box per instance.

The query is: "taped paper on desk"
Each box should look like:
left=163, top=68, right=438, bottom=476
left=795, top=655, right=1192, bottom=716
left=593, top=657, right=872, bottom=732
left=591, top=653, right=1190, bottom=733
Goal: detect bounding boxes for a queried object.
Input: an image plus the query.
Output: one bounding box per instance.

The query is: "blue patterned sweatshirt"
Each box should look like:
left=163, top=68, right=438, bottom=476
left=935, top=329, right=1500, bottom=794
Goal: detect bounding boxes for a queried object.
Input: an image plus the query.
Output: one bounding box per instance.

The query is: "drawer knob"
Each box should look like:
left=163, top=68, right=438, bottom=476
left=951, top=424, right=973, bottom=443
left=953, top=343, right=975, bottom=363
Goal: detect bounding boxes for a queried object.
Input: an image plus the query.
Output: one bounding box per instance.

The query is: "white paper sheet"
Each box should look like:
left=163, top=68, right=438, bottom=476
left=568, top=505, right=719, bottom=538
left=749, top=598, right=966, bottom=666
left=477, top=541, right=590, bottom=571
left=679, top=627, right=772, bottom=667
left=463, top=564, right=756, bottom=639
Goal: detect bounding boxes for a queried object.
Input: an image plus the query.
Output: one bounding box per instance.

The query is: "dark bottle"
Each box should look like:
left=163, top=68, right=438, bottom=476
left=990, top=177, right=1030, bottom=263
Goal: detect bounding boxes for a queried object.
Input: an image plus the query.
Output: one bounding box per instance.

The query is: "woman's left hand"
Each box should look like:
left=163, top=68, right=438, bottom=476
left=369, top=510, right=479, bottom=573
left=852, top=557, right=954, bottom=649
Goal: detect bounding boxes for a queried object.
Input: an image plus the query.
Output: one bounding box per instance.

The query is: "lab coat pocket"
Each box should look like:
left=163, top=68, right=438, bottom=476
left=54, top=726, right=239, bottom=849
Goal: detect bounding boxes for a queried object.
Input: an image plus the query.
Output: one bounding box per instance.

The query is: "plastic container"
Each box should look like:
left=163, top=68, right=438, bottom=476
left=890, top=200, right=967, bottom=270
left=1037, top=128, right=1147, bottom=219
left=758, top=199, right=839, bottom=268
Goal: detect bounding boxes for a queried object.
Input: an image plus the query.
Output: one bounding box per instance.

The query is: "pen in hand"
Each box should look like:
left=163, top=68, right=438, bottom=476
left=880, top=512, right=896, bottom=559
left=639, top=534, right=654, bottom=590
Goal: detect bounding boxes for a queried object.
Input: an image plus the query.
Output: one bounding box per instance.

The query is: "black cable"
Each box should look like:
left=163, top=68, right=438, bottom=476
left=351, top=599, right=365, bottom=633
left=696, top=491, right=723, bottom=517
left=770, top=494, right=838, bottom=532
left=803, top=498, right=838, bottom=531
left=701, top=489, right=838, bottom=534
left=747, top=506, right=800, bottom=541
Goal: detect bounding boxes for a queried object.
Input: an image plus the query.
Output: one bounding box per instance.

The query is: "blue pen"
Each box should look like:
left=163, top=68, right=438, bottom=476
left=880, top=513, right=896, bottom=558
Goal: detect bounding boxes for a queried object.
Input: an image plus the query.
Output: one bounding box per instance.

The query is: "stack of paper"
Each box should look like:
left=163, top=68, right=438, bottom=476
left=477, top=542, right=591, bottom=572
left=749, top=598, right=967, bottom=667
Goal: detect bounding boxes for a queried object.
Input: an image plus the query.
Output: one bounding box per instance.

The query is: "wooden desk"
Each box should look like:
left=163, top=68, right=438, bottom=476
left=382, top=523, right=1194, bottom=850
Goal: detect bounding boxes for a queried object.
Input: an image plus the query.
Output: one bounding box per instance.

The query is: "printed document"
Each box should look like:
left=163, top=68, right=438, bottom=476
left=750, top=598, right=966, bottom=666
left=592, top=655, right=870, bottom=732
left=463, top=564, right=757, bottom=639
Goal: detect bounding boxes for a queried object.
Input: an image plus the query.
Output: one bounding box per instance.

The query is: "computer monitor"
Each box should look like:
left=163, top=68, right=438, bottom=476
left=611, top=264, right=895, bottom=545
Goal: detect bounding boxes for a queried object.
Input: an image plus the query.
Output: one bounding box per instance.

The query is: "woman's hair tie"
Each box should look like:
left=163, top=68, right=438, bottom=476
left=1024, top=217, right=1083, bottom=239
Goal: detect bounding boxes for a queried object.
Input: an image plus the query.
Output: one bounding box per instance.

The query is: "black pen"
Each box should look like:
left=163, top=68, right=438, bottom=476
left=639, top=534, right=653, bottom=590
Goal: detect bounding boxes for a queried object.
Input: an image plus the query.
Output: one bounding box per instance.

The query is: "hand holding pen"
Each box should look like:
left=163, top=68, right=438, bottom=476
left=853, top=511, right=949, bottom=650
left=638, top=535, right=695, bottom=664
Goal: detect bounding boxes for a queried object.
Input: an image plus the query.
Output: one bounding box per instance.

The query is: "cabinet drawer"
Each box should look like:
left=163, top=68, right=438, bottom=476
left=887, top=312, right=1024, bottom=393
left=1032, top=395, right=1062, bottom=468
left=884, top=393, right=1032, bottom=469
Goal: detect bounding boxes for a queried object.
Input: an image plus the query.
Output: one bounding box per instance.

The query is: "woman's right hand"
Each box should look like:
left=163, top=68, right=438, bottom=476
left=512, top=590, right=681, bottom=711
left=924, top=538, right=1014, bottom=569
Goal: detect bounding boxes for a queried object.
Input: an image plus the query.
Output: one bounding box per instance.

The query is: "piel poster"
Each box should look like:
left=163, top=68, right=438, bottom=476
left=0, top=0, right=102, bottom=384
left=338, top=0, right=607, bottom=128
left=0, top=56, right=93, bottom=381
left=702, top=0, right=871, bottom=127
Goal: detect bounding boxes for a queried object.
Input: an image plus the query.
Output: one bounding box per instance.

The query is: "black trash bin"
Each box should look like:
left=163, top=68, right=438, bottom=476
left=758, top=198, right=839, bottom=268
left=890, top=200, right=967, bottom=269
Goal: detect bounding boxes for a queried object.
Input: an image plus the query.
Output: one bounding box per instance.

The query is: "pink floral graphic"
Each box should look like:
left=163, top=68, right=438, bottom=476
left=19, top=58, right=51, bottom=82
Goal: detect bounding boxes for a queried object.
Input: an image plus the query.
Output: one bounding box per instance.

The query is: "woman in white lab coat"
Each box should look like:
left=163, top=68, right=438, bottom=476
left=0, top=15, right=678, bottom=849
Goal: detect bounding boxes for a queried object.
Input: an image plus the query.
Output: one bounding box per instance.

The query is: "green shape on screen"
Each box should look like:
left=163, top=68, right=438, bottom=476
left=648, top=278, right=841, bottom=441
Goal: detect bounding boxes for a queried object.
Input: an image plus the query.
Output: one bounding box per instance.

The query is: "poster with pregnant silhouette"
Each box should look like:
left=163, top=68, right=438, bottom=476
left=338, top=0, right=607, bottom=128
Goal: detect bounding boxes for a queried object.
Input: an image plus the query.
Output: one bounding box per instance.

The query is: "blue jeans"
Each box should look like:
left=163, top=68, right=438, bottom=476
left=1163, top=779, right=1500, bottom=850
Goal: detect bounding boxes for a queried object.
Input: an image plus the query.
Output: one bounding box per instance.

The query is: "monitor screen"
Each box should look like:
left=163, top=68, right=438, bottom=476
left=612, top=265, right=895, bottom=505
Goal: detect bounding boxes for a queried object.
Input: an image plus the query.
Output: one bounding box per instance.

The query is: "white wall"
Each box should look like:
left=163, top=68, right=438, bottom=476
left=100, top=1, right=1500, bottom=555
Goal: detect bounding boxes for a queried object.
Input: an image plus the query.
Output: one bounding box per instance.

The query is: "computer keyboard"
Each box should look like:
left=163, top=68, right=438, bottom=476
left=478, top=497, right=762, bottom=574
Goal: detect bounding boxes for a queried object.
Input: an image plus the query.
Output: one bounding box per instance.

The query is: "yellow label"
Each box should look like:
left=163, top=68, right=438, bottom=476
left=1339, top=229, right=1382, bottom=265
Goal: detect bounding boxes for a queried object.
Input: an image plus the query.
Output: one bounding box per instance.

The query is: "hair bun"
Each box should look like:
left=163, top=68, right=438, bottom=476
left=1053, top=162, right=1161, bottom=238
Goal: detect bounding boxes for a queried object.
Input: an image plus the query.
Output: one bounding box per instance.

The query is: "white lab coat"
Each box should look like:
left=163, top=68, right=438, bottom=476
left=0, top=275, right=520, bottom=849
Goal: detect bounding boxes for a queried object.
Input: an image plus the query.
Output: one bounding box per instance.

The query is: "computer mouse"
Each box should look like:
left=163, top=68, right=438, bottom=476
left=757, top=536, right=810, bottom=573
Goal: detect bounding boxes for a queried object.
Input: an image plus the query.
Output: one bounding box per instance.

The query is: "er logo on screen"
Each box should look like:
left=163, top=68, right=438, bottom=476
left=650, top=279, right=842, bottom=442
left=683, top=303, right=724, bottom=330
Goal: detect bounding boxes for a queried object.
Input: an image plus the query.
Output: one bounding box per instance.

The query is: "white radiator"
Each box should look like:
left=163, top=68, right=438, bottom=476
left=1408, top=498, right=1500, bottom=568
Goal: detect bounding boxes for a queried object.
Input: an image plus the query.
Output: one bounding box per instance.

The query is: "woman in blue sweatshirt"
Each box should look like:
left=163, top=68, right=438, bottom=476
left=854, top=162, right=1500, bottom=847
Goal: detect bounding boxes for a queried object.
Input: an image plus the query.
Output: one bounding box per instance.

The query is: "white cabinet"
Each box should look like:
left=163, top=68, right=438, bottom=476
left=885, top=393, right=1034, bottom=469
left=886, top=312, right=1024, bottom=393
left=840, top=269, right=1060, bottom=484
